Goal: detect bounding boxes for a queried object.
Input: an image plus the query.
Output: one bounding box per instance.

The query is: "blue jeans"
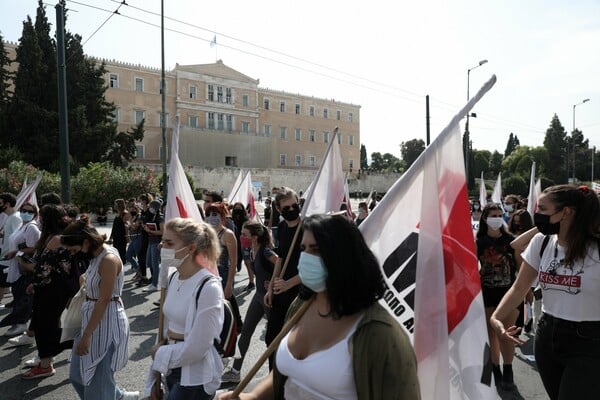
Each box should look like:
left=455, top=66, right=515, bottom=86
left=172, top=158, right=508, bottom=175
left=70, top=343, right=124, bottom=400
left=125, top=235, right=141, bottom=271
left=147, top=242, right=160, bottom=287
left=166, top=367, right=212, bottom=400
left=534, top=313, right=600, bottom=400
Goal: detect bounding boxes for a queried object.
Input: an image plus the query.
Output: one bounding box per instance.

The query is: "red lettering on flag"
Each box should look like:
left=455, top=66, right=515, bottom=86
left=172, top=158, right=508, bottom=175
left=176, top=196, right=188, bottom=218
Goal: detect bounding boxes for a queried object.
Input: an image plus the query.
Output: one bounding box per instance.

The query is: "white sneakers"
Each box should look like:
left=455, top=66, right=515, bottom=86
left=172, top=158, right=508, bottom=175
left=24, top=355, right=56, bottom=368
left=120, top=391, right=140, bottom=400
left=142, top=284, right=158, bottom=292
left=4, top=323, right=27, bottom=337
left=9, top=333, right=35, bottom=346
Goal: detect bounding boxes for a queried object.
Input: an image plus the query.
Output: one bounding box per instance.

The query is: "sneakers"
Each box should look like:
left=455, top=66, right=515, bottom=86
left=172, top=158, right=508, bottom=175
left=221, top=368, right=241, bottom=383
left=22, top=365, right=55, bottom=379
left=8, top=333, right=35, bottom=346
left=143, top=284, right=158, bottom=292
left=135, top=278, right=150, bottom=287
left=120, top=390, right=140, bottom=400
left=4, top=323, right=27, bottom=337
left=245, top=282, right=255, bottom=292
left=24, top=356, right=55, bottom=368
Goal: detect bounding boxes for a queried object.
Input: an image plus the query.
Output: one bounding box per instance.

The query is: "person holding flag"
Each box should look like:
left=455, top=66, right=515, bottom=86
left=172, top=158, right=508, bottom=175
left=218, top=214, right=420, bottom=399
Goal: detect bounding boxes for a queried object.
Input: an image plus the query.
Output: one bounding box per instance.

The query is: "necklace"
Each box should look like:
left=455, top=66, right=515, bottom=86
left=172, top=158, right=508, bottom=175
left=176, top=276, right=187, bottom=291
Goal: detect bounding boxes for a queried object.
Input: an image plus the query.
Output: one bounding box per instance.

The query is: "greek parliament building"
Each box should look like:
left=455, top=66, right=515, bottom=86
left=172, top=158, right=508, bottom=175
left=4, top=41, right=360, bottom=173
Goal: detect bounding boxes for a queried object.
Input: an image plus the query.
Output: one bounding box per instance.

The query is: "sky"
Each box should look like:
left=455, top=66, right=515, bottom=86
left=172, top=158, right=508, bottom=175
left=1, top=0, right=599, bottom=159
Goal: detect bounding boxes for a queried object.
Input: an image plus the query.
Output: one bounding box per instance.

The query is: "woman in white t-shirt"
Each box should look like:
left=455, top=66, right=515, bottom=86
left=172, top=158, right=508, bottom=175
left=490, top=184, right=600, bottom=400
left=148, top=217, right=224, bottom=400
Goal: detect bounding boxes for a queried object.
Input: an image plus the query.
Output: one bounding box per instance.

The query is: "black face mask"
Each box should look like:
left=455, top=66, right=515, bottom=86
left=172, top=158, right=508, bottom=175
left=281, top=204, right=300, bottom=221
left=232, top=209, right=245, bottom=219
left=511, top=223, right=521, bottom=233
left=534, top=212, right=560, bottom=235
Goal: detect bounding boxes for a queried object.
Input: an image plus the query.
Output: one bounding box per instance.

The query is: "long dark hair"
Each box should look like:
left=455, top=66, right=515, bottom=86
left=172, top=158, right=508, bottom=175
left=476, top=204, right=507, bottom=239
left=36, top=204, right=68, bottom=251
left=60, top=220, right=106, bottom=254
left=543, top=184, right=600, bottom=264
left=243, top=220, right=272, bottom=248
left=303, top=214, right=385, bottom=318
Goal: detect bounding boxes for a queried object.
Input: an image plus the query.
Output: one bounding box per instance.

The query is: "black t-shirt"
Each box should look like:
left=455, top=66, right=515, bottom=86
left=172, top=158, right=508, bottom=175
left=476, top=233, right=517, bottom=288
left=275, top=221, right=302, bottom=281
left=253, top=246, right=276, bottom=294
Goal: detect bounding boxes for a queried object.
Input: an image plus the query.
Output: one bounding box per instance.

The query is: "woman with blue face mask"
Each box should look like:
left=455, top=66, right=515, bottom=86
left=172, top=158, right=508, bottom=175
left=218, top=214, right=421, bottom=400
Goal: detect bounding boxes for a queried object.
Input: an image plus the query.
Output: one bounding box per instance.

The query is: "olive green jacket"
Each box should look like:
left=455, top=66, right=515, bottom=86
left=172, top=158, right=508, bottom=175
left=273, top=299, right=421, bottom=400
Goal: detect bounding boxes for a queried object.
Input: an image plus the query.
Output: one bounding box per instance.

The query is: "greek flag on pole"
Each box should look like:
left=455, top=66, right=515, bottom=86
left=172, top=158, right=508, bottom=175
left=360, top=76, right=497, bottom=400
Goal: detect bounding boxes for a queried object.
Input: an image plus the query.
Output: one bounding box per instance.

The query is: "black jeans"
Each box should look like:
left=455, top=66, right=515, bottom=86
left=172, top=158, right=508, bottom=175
left=534, top=313, right=600, bottom=400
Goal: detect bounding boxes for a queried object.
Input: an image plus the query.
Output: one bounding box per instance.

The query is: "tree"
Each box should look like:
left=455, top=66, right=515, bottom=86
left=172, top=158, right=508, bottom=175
left=360, top=144, right=368, bottom=170
left=503, top=175, right=528, bottom=197
left=471, top=149, right=492, bottom=179
left=400, top=138, right=425, bottom=170
left=0, top=33, right=14, bottom=154
left=543, top=114, right=567, bottom=184
left=489, top=151, right=503, bottom=177
left=504, top=132, right=520, bottom=157
left=370, top=152, right=383, bottom=171
left=105, top=119, right=145, bottom=167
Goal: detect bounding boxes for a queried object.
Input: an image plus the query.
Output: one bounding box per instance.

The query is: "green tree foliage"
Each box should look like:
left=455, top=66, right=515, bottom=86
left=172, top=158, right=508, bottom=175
left=543, top=114, right=567, bottom=184
left=0, top=161, right=61, bottom=195
left=504, top=132, right=520, bottom=157
left=502, top=175, right=528, bottom=197
left=360, top=144, right=368, bottom=170
left=71, top=162, right=159, bottom=212
left=400, top=138, right=425, bottom=170
left=0, top=33, right=13, bottom=153
left=489, top=151, right=503, bottom=177
left=570, top=128, right=590, bottom=181
left=105, top=119, right=145, bottom=167
left=369, top=152, right=403, bottom=173
left=471, top=149, right=492, bottom=179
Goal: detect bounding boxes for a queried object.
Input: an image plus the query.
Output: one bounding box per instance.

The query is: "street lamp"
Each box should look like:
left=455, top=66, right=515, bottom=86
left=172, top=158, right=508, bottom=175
left=464, top=59, right=488, bottom=189
left=571, top=98, right=590, bottom=181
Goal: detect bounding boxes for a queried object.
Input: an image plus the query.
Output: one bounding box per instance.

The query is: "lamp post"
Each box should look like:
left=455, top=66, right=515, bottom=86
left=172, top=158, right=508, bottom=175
left=571, top=98, right=590, bottom=181
left=464, top=59, right=488, bottom=190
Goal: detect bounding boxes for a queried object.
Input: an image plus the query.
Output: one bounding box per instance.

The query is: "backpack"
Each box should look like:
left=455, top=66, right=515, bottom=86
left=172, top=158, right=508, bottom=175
left=195, top=276, right=238, bottom=358
left=167, top=273, right=238, bottom=358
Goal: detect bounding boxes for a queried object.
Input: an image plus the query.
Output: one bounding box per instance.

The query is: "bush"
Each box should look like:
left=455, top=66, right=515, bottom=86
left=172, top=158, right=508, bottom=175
left=0, top=161, right=61, bottom=196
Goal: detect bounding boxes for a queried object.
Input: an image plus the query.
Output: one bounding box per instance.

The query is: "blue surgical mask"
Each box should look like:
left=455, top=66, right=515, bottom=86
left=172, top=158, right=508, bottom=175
left=206, top=215, right=221, bottom=226
left=298, top=252, right=328, bottom=293
left=21, top=212, right=35, bottom=222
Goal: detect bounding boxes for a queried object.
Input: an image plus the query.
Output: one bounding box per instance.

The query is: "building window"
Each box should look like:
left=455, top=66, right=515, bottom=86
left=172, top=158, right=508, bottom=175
left=226, top=115, right=233, bottom=131
left=135, top=77, right=144, bottom=92
left=225, top=156, right=238, bottom=167
left=323, top=131, right=329, bottom=143
left=109, top=74, right=119, bottom=88
left=295, top=104, right=301, bottom=114
left=309, top=155, right=316, bottom=167
left=226, top=88, right=232, bottom=104
left=280, top=154, right=286, bottom=166
left=111, top=108, right=119, bottom=123
left=295, top=154, right=302, bottom=166
left=217, top=113, right=224, bottom=130
left=264, top=99, right=270, bottom=110
left=189, top=85, right=197, bottom=99
left=323, top=108, right=328, bottom=119
left=136, top=145, right=145, bottom=159
left=135, top=110, right=145, bottom=125
left=280, top=102, right=286, bottom=112
left=349, top=112, right=353, bottom=122
left=295, top=128, right=301, bottom=141
left=309, top=106, right=315, bottom=116
left=280, top=127, right=287, bottom=140
left=242, top=94, right=249, bottom=107
left=309, top=130, right=316, bottom=142
left=349, top=159, right=354, bottom=170
left=217, top=86, right=223, bottom=103
left=349, top=135, right=354, bottom=146
left=208, top=112, right=215, bottom=129
left=242, top=121, right=250, bottom=134
left=336, top=110, right=341, bottom=120
left=208, top=84, right=214, bottom=102
left=264, top=124, right=271, bottom=137
left=189, top=115, right=198, bottom=128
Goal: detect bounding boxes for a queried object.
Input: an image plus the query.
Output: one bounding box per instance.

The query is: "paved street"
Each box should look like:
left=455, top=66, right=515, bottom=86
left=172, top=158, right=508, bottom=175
left=0, top=222, right=549, bottom=399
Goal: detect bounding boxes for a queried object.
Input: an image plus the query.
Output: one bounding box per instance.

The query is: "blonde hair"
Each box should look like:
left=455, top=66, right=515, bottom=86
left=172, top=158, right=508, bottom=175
left=165, top=217, right=221, bottom=265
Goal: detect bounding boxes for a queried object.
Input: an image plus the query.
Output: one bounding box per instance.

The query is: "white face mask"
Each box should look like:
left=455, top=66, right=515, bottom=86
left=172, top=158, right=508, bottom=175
left=160, top=247, right=188, bottom=269
left=486, top=217, right=504, bottom=230
left=504, top=204, right=514, bottom=213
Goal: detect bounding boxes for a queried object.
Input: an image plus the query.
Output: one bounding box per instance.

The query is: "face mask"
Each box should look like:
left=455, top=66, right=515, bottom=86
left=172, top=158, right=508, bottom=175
left=298, top=252, right=328, bottom=293
left=534, top=212, right=560, bottom=235
left=160, top=247, right=188, bottom=270
left=240, top=236, right=252, bottom=248
left=233, top=209, right=245, bottom=218
left=486, top=217, right=504, bottom=230
left=504, top=204, right=514, bottom=213
left=473, top=204, right=480, bottom=210
left=281, top=204, right=300, bottom=221
left=206, top=215, right=221, bottom=226
left=511, top=223, right=521, bottom=233
left=149, top=207, right=157, bottom=214
left=21, top=212, right=35, bottom=222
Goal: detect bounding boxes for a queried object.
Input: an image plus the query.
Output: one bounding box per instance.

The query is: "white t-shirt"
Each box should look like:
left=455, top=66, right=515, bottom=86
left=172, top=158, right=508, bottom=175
left=522, top=233, right=600, bottom=321
left=163, top=269, right=205, bottom=334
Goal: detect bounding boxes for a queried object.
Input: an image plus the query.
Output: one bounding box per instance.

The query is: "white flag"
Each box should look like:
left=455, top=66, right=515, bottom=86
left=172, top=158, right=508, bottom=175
left=301, top=129, right=345, bottom=218
left=229, top=171, right=256, bottom=220
left=479, top=171, right=487, bottom=208
left=360, top=76, right=497, bottom=400
left=527, top=162, right=537, bottom=216
left=491, top=172, right=502, bottom=205
left=227, top=170, right=244, bottom=203
left=16, top=173, right=42, bottom=210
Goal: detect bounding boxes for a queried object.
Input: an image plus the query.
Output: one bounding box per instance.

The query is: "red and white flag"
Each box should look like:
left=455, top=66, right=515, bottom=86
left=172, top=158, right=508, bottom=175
left=301, top=128, right=346, bottom=217
left=16, top=173, right=42, bottom=210
left=527, top=162, right=537, bottom=216
left=227, top=170, right=244, bottom=203
left=229, top=171, right=256, bottom=220
left=360, top=76, right=497, bottom=400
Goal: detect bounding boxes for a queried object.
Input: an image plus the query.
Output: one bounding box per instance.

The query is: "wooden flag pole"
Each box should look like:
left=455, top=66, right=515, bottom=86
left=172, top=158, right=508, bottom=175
left=151, top=288, right=166, bottom=399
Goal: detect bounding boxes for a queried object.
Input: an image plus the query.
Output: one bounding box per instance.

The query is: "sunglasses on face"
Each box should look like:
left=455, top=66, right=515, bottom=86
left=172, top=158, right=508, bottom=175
left=208, top=212, right=220, bottom=217
left=20, top=209, right=34, bottom=213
